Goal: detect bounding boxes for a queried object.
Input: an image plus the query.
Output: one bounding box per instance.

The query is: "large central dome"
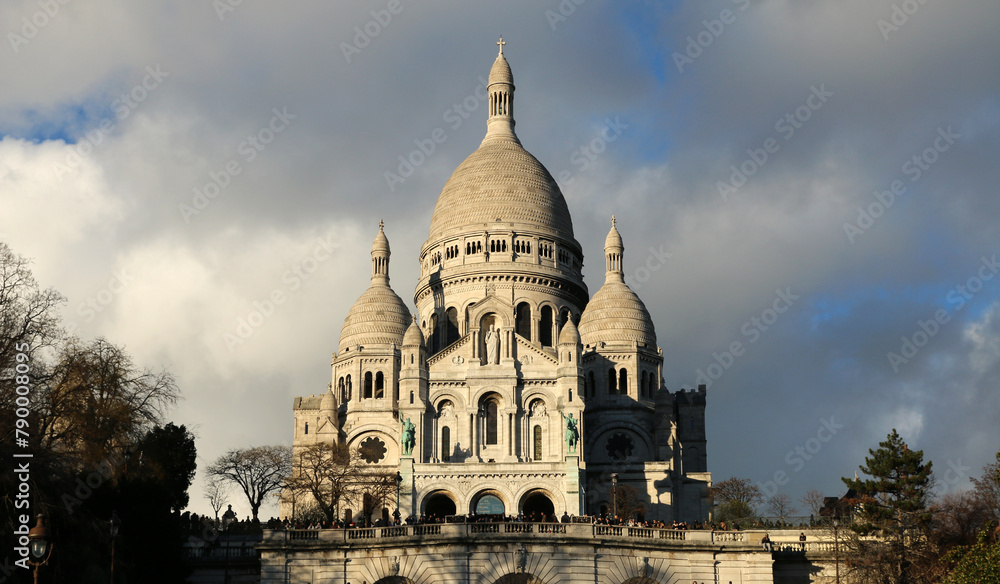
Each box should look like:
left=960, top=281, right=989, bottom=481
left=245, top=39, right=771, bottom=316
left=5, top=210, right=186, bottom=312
left=427, top=139, right=575, bottom=241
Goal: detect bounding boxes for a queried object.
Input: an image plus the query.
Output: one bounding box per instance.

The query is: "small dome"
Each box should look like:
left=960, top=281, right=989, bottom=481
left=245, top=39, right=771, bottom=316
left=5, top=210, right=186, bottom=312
left=558, top=317, right=581, bottom=345
left=489, top=53, right=513, bottom=86
left=578, top=280, right=656, bottom=347
left=338, top=284, right=411, bottom=352
left=402, top=317, right=425, bottom=347
left=320, top=387, right=335, bottom=411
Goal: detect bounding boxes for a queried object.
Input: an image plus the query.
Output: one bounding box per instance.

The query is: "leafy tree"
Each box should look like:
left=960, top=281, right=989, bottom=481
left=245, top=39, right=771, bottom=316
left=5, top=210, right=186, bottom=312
left=710, top=477, right=762, bottom=522
left=842, top=429, right=934, bottom=584
left=135, top=422, right=197, bottom=512
left=0, top=242, right=188, bottom=583
left=208, top=445, right=292, bottom=520
left=943, top=522, right=1000, bottom=584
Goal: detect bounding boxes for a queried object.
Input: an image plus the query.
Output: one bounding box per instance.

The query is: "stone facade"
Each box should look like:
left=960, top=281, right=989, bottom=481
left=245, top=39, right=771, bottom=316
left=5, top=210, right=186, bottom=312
left=284, top=41, right=711, bottom=526
left=257, top=525, right=842, bottom=584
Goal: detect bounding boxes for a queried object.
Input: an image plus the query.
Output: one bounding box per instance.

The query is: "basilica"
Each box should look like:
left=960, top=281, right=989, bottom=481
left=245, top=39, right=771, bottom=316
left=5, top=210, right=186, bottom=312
left=284, top=41, right=710, bottom=525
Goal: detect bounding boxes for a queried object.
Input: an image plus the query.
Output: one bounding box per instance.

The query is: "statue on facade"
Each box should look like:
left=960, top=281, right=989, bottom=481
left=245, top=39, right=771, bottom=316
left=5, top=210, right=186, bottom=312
left=485, top=324, right=500, bottom=364
left=562, top=412, right=579, bottom=453
left=401, top=417, right=416, bottom=456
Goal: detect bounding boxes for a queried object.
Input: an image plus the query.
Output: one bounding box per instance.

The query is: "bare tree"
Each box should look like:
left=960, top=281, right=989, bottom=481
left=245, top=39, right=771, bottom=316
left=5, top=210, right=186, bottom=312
left=613, top=484, right=643, bottom=522
left=0, top=242, right=64, bottom=384
left=801, top=489, right=826, bottom=518
left=767, top=493, right=796, bottom=523
left=284, top=442, right=362, bottom=523
left=208, top=445, right=292, bottom=520
left=970, top=450, right=1000, bottom=523
left=205, top=475, right=229, bottom=521
left=357, top=471, right=400, bottom=526
left=34, top=337, right=179, bottom=471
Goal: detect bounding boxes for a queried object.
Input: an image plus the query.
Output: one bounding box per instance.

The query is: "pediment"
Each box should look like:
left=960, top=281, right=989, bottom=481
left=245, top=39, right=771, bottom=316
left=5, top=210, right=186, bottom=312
left=467, top=294, right=514, bottom=328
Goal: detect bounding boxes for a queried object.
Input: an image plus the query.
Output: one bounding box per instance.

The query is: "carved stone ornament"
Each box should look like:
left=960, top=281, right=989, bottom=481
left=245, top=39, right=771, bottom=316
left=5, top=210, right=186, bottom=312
left=514, top=544, right=527, bottom=573
left=389, top=556, right=400, bottom=576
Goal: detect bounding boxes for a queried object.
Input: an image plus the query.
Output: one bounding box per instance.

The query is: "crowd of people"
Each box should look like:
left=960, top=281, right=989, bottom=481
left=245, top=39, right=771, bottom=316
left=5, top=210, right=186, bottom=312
left=258, top=512, right=759, bottom=531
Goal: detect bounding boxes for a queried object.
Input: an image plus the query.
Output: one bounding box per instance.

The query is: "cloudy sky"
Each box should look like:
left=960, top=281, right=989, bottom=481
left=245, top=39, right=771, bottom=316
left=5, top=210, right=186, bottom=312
left=2, top=0, right=999, bottom=519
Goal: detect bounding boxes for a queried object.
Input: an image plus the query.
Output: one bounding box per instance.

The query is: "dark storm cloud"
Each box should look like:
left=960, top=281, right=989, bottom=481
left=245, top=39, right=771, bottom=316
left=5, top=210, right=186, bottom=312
left=1, top=0, right=997, bottom=517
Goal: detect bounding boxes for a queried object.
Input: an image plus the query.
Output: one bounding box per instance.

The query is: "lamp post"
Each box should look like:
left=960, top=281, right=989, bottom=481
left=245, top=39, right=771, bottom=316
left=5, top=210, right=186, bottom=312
left=109, top=511, right=120, bottom=584
left=833, top=517, right=840, bottom=584
left=222, top=507, right=234, bottom=584
left=28, top=513, right=53, bottom=584
left=611, top=473, right=618, bottom=522
left=394, top=472, right=403, bottom=525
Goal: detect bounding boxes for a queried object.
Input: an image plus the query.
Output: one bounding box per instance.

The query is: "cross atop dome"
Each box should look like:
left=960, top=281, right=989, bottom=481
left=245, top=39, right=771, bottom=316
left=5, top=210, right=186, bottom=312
left=497, top=36, right=505, bottom=55
left=611, top=215, right=616, bottom=227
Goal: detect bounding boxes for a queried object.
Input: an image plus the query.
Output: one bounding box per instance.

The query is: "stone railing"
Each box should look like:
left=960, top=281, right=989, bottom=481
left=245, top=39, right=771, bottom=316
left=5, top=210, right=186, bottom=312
left=261, top=524, right=835, bottom=551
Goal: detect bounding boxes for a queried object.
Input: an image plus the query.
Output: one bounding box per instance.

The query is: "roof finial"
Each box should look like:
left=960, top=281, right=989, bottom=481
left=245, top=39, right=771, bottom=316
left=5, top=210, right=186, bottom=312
left=497, top=36, right=505, bottom=56
left=611, top=215, right=616, bottom=228
left=379, top=218, right=384, bottom=231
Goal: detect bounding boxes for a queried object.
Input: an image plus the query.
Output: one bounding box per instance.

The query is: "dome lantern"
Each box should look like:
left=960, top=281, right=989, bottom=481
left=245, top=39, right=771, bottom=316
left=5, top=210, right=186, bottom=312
left=484, top=37, right=517, bottom=143
left=604, top=215, right=625, bottom=282
left=372, top=219, right=391, bottom=285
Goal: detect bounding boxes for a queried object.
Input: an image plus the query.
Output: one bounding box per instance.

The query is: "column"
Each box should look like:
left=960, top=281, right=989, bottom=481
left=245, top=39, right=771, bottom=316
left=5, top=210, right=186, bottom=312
left=469, top=413, right=475, bottom=461
left=432, top=415, right=439, bottom=462
left=508, top=413, right=513, bottom=457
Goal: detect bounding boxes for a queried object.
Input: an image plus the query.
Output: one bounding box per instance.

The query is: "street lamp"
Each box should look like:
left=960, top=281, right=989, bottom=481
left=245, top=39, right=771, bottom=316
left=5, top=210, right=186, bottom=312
left=28, top=513, right=53, bottom=584
left=833, top=516, right=840, bottom=584
left=611, top=473, right=618, bottom=522
left=109, top=511, right=121, bottom=584
left=394, top=472, right=403, bottom=525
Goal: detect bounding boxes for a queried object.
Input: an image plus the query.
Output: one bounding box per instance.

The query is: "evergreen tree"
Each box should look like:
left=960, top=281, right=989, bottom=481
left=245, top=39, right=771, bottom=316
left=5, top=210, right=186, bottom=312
left=842, top=428, right=934, bottom=584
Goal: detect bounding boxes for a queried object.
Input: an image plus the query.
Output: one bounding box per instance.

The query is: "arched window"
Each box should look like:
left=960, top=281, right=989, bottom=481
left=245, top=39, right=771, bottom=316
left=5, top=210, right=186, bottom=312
left=339, top=377, right=346, bottom=402
left=619, top=369, right=628, bottom=395
left=446, top=307, right=459, bottom=346
left=515, top=302, right=531, bottom=339
left=533, top=425, right=542, bottom=460
left=588, top=371, right=595, bottom=397
left=364, top=372, right=373, bottom=399
left=485, top=399, right=499, bottom=445
left=641, top=371, right=647, bottom=398
left=304, top=422, right=309, bottom=435
left=441, top=427, right=451, bottom=462
left=345, top=375, right=352, bottom=400
left=608, top=368, right=616, bottom=395
left=409, top=391, right=414, bottom=404
left=375, top=372, right=384, bottom=399
left=429, top=313, right=439, bottom=353
left=540, top=306, right=553, bottom=347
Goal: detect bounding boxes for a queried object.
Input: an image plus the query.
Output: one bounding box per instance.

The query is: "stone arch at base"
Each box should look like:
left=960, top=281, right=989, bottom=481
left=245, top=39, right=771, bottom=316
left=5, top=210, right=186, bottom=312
left=491, top=574, right=546, bottom=584
left=620, top=579, right=658, bottom=584
left=519, top=489, right=555, bottom=519
left=422, top=490, right=458, bottom=518
left=375, top=578, right=416, bottom=584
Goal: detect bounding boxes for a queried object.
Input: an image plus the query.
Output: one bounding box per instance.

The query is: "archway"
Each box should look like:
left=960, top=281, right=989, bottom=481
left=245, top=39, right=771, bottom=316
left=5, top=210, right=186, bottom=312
left=472, top=490, right=506, bottom=517
left=423, top=492, right=457, bottom=519
left=374, top=578, right=416, bottom=584
left=521, top=491, right=555, bottom=521
left=492, top=574, right=545, bottom=584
